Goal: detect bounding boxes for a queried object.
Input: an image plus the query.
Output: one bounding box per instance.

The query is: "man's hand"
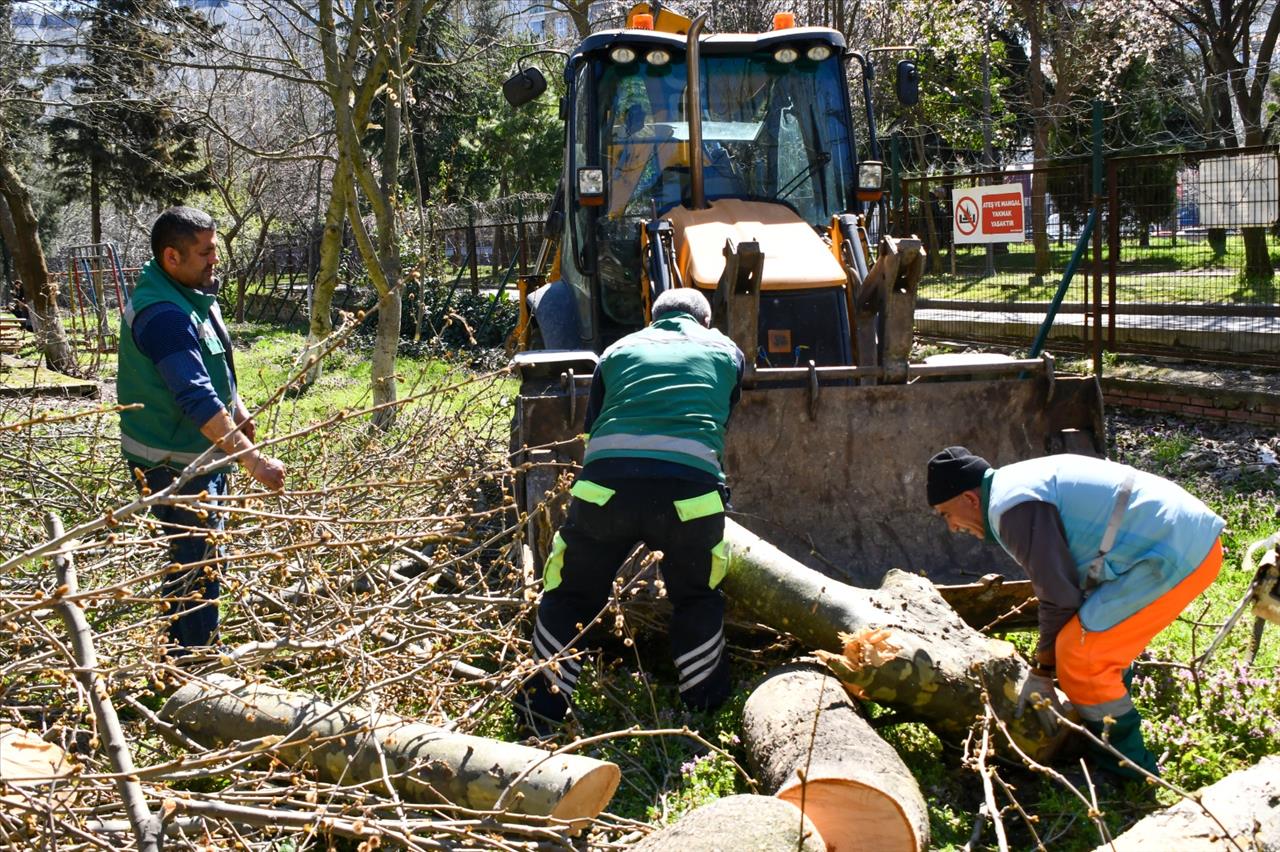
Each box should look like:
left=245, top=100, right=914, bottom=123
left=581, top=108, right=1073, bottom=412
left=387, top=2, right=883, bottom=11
left=245, top=453, right=286, bottom=490
left=1015, top=668, right=1064, bottom=736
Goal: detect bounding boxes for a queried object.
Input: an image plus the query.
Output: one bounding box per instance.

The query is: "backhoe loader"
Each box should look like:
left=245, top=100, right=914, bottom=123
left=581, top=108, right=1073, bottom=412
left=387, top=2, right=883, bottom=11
left=503, top=4, right=1104, bottom=628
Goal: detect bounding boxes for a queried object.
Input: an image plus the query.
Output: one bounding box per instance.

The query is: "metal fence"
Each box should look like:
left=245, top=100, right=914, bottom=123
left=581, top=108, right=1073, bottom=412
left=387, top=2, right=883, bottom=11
left=899, top=145, right=1280, bottom=367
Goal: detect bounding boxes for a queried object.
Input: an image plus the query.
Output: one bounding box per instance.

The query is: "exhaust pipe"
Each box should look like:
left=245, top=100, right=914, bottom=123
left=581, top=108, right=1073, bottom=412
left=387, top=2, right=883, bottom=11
left=685, top=13, right=708, bottom=209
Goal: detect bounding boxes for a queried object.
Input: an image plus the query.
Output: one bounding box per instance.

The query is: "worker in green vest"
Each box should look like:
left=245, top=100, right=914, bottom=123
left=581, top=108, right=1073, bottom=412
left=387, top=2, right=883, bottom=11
left=515, top=288, right=745, bottom=734
left=118, top=206, right=286, bottom=651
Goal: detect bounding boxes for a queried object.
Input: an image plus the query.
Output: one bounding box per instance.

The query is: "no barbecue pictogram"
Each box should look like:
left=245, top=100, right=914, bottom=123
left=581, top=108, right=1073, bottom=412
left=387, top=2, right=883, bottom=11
left=955, top=198, right=979, bottom=236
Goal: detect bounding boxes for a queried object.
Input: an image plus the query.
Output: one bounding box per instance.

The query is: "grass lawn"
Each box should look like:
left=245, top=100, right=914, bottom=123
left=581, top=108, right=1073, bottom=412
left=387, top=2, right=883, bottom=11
left=920, top=234, right=1280, bottom=305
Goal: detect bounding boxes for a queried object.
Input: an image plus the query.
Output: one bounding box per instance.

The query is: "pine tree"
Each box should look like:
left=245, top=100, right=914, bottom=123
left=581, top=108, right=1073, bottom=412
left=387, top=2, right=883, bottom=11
left=46, top=0, right=214, bottom=244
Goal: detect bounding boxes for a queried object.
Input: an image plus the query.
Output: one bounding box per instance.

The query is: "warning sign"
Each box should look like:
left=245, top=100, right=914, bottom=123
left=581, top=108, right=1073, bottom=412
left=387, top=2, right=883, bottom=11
left=951, top=184, right=1026, bottom=245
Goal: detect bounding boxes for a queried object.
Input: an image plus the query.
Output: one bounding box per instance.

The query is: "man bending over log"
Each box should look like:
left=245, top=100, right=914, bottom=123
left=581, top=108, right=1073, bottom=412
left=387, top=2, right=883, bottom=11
left=515, top=288, right=745, bottom=734
left=926, top=446, right=1224, bottom=779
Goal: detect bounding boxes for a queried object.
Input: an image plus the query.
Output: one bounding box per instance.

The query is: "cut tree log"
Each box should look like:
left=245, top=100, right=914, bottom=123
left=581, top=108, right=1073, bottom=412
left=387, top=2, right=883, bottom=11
left=1097, top=755, right=1280, bottom=851
left=160, top=674, right=618, bottom=826
left=741, top=661, right=928, bottom=852
left=721, top=518, right=1067, bottom=762
left=631, top=794, right=826, bottom=852
left=0, top=725, right=75, bottom=813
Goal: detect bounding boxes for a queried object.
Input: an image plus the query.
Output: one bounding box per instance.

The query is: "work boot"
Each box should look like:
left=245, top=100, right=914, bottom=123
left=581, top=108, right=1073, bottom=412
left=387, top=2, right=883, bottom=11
left=1084, top=709, right=1158, bottom=780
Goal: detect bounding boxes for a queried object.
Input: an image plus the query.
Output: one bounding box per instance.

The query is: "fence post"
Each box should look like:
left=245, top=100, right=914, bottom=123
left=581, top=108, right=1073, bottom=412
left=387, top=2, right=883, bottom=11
left=1106, top=157, right=1118, bottom=352
left=467, top=209, right=480, bottom=296
left=517, top=198, right=529, bottom=277
left=890, top=134, right=901, bottom=235
left=1091, top=100, right=1104, bottom=377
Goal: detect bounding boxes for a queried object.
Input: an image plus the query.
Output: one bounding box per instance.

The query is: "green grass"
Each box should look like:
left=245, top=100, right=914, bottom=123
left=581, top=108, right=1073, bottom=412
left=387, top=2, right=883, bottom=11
left=920, top=234, right=1280, bottom=304
left=228, top=322, right=513, bottom=432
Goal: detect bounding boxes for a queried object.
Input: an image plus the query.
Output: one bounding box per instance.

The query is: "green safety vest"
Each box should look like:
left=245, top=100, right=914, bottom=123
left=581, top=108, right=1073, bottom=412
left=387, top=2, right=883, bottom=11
left=583, top=313, right=740, bottom=481
left=117, top=260, right=235, bottom=470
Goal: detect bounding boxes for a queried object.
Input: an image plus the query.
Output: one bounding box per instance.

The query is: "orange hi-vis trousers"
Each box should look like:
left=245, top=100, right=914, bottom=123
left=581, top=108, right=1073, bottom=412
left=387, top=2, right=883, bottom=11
left=1056, top=538, right=1223, bottom=721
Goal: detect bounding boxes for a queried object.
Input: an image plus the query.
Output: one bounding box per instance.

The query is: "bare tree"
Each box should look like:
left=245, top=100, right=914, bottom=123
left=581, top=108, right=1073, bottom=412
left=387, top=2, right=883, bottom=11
left=1154, top=0, right=1280, bottom=279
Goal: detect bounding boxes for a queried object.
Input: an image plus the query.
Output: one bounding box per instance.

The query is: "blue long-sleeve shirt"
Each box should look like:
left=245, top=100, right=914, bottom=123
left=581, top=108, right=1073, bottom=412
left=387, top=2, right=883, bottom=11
left=130, top=302, right=234, bottom=428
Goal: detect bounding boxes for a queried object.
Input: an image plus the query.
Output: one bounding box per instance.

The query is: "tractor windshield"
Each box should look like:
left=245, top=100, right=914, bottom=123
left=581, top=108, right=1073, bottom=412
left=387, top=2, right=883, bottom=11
left=598, top=51, right=856, bottom=224
left=587, top=49, right=857, bottom=328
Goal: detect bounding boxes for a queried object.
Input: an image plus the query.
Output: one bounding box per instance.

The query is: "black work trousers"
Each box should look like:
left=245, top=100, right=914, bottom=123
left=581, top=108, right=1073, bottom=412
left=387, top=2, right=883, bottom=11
left=519, top=476, right=730, bottom=725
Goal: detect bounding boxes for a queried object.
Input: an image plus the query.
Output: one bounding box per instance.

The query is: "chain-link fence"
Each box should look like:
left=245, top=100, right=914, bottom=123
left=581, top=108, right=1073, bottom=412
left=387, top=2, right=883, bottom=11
left=898, top=146, right=1280, bottom=366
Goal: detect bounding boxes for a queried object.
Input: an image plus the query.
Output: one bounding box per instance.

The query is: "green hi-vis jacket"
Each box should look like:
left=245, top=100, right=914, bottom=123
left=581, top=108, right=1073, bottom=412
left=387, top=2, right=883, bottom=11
left=117, top=260, right=234, bottom=471
left=583, top=313, right=741, bottom=481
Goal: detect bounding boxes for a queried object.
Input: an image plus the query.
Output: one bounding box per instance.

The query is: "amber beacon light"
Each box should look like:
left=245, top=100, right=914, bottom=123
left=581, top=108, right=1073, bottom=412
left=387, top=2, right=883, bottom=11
left=773, top=11, right=796, bottom=29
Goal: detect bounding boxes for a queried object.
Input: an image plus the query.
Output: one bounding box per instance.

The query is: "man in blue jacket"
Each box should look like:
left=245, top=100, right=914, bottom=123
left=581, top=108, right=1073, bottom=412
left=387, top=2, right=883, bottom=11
left=516, top=288, right=745, bottom=732
left=927, top=446, right=1224, bottom=778
left=118, top=206, right=286, bottom=651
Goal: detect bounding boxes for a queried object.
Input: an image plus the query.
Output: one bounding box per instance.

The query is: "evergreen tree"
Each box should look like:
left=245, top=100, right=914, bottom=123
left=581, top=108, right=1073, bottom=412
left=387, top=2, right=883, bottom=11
left=46, top=0, right=214, bottom=244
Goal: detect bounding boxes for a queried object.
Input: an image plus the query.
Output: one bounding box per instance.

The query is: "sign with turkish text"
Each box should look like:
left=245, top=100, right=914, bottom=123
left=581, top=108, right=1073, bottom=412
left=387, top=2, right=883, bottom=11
left=951, top=183, right=1026, bottom=244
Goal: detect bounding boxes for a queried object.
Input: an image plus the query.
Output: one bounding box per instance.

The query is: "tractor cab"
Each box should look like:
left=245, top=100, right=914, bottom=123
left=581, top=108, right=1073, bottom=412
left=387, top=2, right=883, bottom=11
left=508, top=6, right=908, bottom=370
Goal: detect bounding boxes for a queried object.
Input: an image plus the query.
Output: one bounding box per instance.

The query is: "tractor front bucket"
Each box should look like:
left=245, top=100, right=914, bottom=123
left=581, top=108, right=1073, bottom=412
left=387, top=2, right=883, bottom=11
left=509, top=351, right=1104, bottom=629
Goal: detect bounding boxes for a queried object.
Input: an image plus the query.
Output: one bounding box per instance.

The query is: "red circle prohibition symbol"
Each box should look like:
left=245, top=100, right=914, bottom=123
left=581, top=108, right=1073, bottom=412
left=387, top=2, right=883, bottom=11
left=955, top=197, right=979, bottom=236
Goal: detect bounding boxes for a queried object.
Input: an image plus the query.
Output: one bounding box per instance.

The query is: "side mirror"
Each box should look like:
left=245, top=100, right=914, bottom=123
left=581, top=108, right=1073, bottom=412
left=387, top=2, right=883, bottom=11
left=895, top=59, right=919, bottom=107
left=502, top=67, right=547, bottom=108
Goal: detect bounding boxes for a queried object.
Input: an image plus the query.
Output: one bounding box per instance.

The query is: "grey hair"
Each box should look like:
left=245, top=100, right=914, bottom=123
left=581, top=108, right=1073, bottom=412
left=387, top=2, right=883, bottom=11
left=652, top=288, right=711, bottom=325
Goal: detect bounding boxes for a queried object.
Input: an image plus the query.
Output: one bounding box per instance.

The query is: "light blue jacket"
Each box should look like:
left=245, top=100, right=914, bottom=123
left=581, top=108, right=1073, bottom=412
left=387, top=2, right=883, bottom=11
left=986, top=455, right=1224, bottom=632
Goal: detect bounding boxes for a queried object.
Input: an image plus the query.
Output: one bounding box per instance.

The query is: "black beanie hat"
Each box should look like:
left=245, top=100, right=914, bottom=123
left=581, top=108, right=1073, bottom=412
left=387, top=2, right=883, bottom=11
left=926, top=446, right=991, bottom=506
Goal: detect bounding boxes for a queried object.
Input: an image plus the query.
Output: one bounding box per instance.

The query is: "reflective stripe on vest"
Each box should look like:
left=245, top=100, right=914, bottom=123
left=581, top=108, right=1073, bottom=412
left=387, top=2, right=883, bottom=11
left=120, top=433, right=228, bottom=467
left=584, top=432, right=722, bottom=472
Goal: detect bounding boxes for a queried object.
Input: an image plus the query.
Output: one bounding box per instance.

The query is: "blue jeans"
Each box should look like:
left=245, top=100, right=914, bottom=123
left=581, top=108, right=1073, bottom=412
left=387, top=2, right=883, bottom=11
left=137, top=465, right=228, bottom=648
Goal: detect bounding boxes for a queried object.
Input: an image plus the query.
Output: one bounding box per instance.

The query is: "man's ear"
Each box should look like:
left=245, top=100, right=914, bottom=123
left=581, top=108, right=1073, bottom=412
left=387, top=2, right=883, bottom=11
left=161, top=246, right=180, bottom=272
left=964, top=489, right=981, bottom=509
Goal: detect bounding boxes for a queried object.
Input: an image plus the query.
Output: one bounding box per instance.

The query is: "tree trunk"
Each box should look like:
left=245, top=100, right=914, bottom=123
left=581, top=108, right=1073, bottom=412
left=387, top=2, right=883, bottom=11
left=1204, top=65, right=1236, bottom=257
left=742, top=661, right=928, bottom=852
left=370, top=69, right=404, bottom=431
left=159, top=674, right=620, bottom=826
left=0, top=149, right=75, bottom=372
left=89, top=161, right=102, bottom=246
left=1024, top=1, right=1051, bottom=279
left=632, top=794, right=826, bottom=852
left=564, top=0, right=591, bottom=38
left=1239, top=127, right=1275, bottom=283
left=370, top=284, right=402, bottom=429
left=302, top=162, right=349, bottom=388
left=720, top=519, right=1066, bottom=762
left=1242, top=225, right=1273, bottom=282
left=1095, top=756, right=1280, bottom=850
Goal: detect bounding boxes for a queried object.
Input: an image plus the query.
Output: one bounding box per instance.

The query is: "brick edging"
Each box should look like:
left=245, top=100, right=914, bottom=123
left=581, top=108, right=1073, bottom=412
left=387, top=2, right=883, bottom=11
left=1101, top=377, right=1280, bottom=426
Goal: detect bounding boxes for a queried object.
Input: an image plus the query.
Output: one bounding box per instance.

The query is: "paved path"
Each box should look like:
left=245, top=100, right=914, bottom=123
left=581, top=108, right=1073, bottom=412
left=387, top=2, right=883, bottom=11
left=916, top=306, right=1280, bottom=356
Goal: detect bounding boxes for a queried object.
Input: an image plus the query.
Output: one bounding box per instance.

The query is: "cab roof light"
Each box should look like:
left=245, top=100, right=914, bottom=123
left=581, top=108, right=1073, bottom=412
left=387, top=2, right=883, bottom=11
left=610, top=46, right=637, bottom=64
left=629, top=12, right=654, bottom=29
left=806, top=44, right=832, bottom=61
left=647, top=48, right=671, bottom=66
left=773, top=46, right=799, bottom=64
left=773, top=11, right=796, bottom=29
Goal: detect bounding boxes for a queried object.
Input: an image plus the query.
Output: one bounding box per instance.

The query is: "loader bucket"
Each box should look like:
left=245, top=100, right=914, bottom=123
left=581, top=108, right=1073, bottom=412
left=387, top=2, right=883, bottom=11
left=509, top=351, right=1105, bottom=630
left=724, top=367, right=1103, bottom=584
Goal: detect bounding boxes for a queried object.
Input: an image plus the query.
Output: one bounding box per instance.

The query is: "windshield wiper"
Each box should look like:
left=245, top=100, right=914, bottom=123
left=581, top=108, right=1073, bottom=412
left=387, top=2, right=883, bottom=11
left=778, top=150, right=831, bottom=200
